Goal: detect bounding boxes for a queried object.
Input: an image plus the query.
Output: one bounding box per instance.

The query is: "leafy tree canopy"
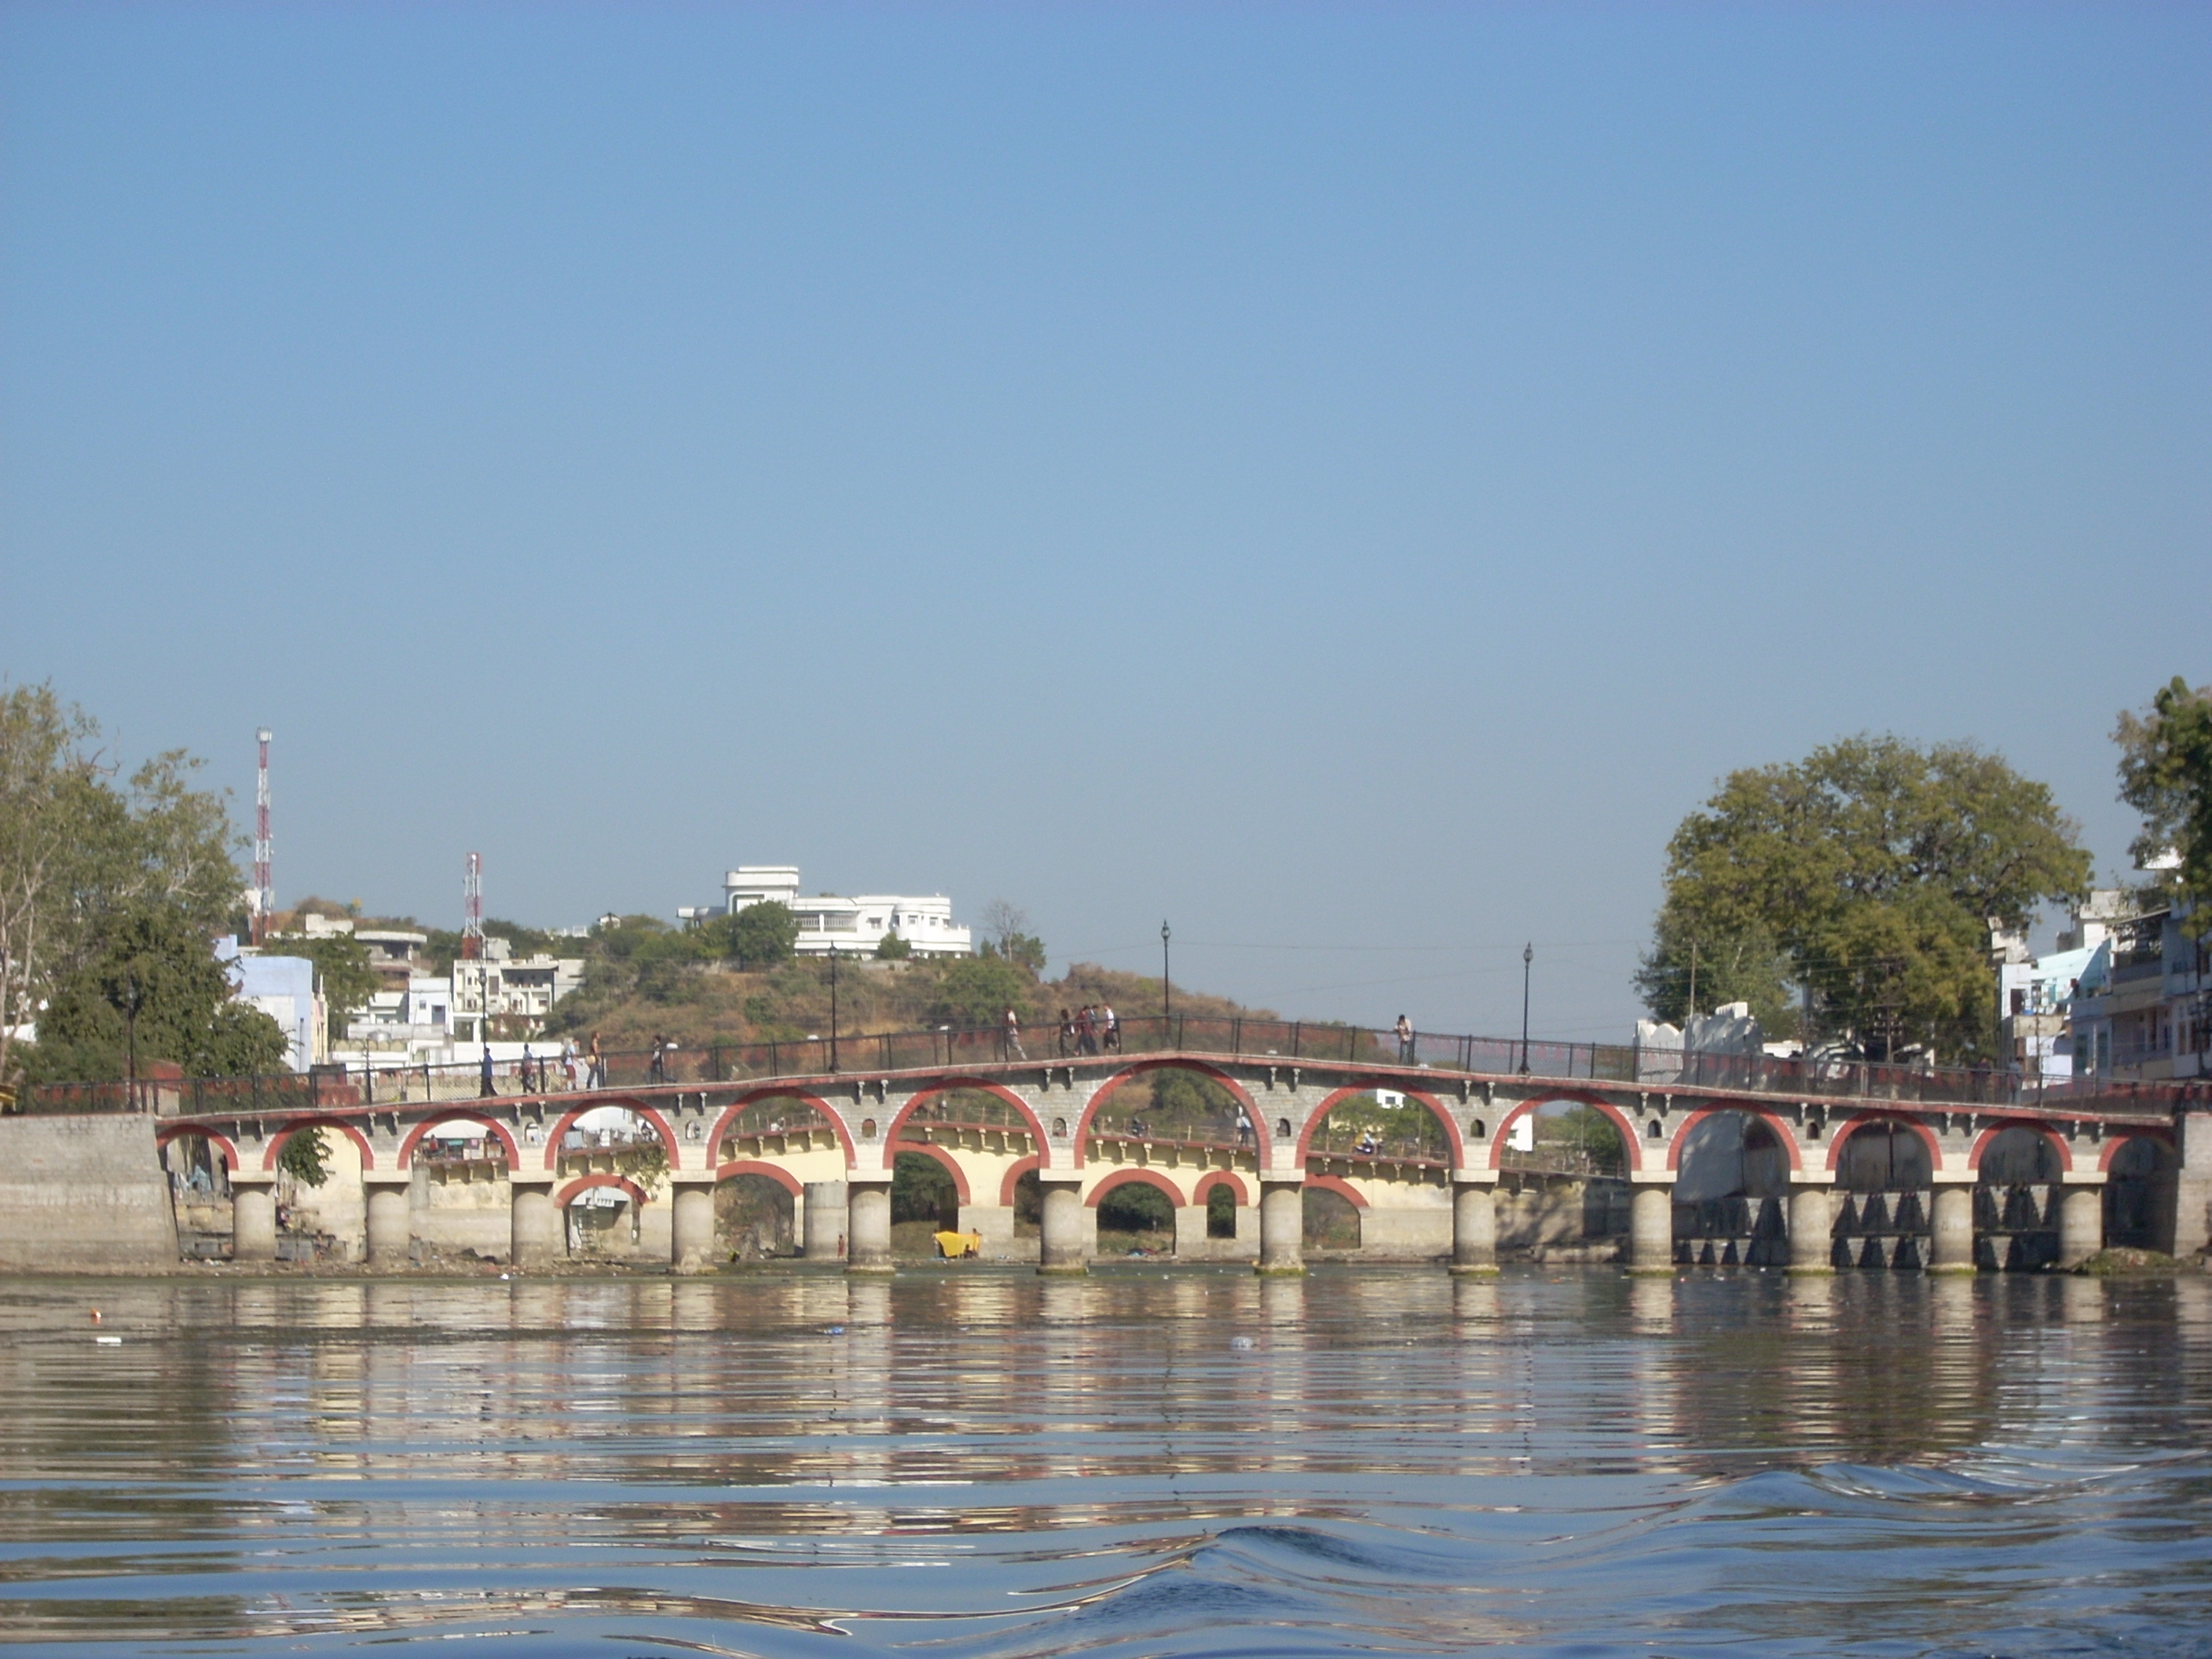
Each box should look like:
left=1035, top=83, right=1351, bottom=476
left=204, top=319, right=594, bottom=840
left=2116, top=676, right=2212, bottom=935
left=874, top=932, right=912, bottom=961
left=423, top=917, right=565, bottom=972
left=979, top=932, right=1046, bottom=976
left=25, top=902, right=287, bottom=1083
left=0, top=683, right=255, bottom=1086
left=269, top=931, right=381, bottom=1038
left=1636, top=734, right=2090, bottom=1063
left=927, top=955, right=1035, bottom=1030
left=712, top=901, right=799, bottom=970
left=279, top=1126, right=332, bottom=1188
left=978, top=900, right=1046, bottom=976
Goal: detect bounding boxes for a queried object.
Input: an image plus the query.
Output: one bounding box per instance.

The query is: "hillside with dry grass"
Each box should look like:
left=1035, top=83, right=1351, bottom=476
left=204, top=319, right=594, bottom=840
left=542, top=948, right=1269, bottom=1053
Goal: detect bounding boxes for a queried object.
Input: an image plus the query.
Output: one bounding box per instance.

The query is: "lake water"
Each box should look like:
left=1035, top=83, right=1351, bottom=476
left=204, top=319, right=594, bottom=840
left=2, top=1266, right=2208, bottom=1657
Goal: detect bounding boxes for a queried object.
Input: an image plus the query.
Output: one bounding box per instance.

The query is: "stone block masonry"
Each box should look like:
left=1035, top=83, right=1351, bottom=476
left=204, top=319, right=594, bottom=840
left=0, top=1115, right=178, bottom=1270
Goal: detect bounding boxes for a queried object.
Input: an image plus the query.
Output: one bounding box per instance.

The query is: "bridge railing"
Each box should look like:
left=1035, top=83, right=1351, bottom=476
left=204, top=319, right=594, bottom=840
left=20, top=1013, right=2208, bottom=1119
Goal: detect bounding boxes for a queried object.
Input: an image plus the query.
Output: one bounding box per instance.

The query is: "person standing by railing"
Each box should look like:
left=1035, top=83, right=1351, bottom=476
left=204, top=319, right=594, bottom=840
left=587, top=1033, right=606, bottom=1090
left=1396, top=1014, right=1414, bottom=1065
left=1002, top=1005, right=1026, bottom=1061
left=560, top=1038, right=577, bottom=1090
left=649, top=1034, right=668, bottom=1085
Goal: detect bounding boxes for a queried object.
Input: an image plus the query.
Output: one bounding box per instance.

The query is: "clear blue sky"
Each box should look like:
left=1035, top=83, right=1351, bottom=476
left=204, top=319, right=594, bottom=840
left=2, top=4, right=2205, bottom=1040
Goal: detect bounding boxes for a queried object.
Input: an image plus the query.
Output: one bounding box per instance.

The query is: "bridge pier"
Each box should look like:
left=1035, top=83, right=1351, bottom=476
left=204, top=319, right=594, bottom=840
left=964, top=1203, right=1017, bottom=1260
left=1257, top=1179, right=1305, bottom=1276
left=1038, top=1178, right=1088, bottom=1275
left=1787, top=1181, right=1833, bottom=1274
left=232, top=1174, right=277, bottom=1263
left=1929, top=1180, right=1976, bottom=1273
left=847, top=1179, right=894, bottom=1274
left=1450, top=1176, right=1497, bottom=1275
left=804, top=1181, right=847, bottom=1260
left=2060, top=1177, right=2106, bottom=1269
left=2173, top=1109, right=2212, bottom=1260
left=1628, top=1179, right=1673, bottom=1275
left=364, top=1176, right=412, bottom=1268
left=671, top=1177, right=716, bottom=1273
left=509, top=1174, right=558, bottom=1270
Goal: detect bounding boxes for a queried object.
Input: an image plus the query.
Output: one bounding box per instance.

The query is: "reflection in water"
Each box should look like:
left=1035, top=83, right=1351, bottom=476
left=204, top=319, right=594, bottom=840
left=0, top=1269, right=2206, bottom=1655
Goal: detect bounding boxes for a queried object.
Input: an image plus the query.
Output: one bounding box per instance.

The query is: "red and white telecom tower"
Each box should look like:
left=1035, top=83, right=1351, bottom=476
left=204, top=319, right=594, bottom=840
left=461, top=851, right=484, bottom=960
left=251, top=728, right=274, bottom=945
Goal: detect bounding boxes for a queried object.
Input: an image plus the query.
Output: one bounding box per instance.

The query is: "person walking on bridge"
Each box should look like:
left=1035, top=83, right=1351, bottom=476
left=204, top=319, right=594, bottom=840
left=1002, top=1005, right=1026, bottom=1061
left=479, top=1038, right=496, bottom=1098
left=1101, top=1004, right=1120, bottom=1053
left=1396, top=1014, right=1414, bottom=1065
left=586, top=1033, right=605, bottom=1090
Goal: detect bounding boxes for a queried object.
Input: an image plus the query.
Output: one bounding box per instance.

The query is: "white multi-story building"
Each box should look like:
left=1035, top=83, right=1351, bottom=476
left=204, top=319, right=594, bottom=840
left=450, top=937, right=587, bottom=1040
left=2067, top=893, right=2209, bottom=1082
left=341, top=975, right=455, bottom=1064
left=712, top=865, right=972, bottom=958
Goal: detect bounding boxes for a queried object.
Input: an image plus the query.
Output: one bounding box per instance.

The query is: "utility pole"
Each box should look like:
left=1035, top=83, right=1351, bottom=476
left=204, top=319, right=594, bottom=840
left=1161, top=921, right=1171, bottom=1031
left=1686, top=940, right=1698, bottom=1027
left=1519, top=942, right=1533, bottom=1074
left=829, top=944, right=840, bottom=1072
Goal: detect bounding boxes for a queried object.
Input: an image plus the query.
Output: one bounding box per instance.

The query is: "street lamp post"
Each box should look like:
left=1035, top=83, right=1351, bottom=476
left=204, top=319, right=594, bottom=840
left=1161, top=921, right=1172, bottom=1033
left=1518, top=943, right=1533, bottom=1075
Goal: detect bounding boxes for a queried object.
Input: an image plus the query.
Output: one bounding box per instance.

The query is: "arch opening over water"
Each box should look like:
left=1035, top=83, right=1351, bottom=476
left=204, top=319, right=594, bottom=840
left=1829, top=1119, right=1935, bottom=1270
left=714, top=1094, right=833, bottom=1162
left=1094, top=1171, right=1177, bottom=1256
left=1306, top=1090, right=1451, bottom=1166
left=1674, top=1110, right=1791, bottom=1267
left=1082, top=1064, right=1257, bottom=1159
left=717, top=1172, right=795, bottom=1260
left=1976, top=1126, right=2064, bottom=1272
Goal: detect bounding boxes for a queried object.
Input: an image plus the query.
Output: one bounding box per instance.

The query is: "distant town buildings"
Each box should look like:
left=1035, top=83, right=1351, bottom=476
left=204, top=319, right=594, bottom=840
left=2064, top=890, right=2207, bottom=1084
left=215, top=937, right=325, bottom=1072
left=450, top=937, right=586, bottom=1041
left=698, top=865, right=974, bottom=958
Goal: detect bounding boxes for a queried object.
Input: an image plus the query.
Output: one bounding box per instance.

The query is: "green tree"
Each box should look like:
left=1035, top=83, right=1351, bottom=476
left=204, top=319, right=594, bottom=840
left=273, top=932, right=381, bottom=1038
left=979, top=899, right=1047, bottom=976
left=721, top=901, right=799, bottom=969
left=423, top=917, right=562, bottom=972
left=2116, top=676, right=2212, bottom=935
left=979, top=932, right=1047, bottom=976
left=874, top=932, right=912, bottom=961
left=1637, top=734, right=2091, bottom=1062
left=928, top=954, right=1035, bottom=1029
left=26, top=903, right=287, bottom=1083
left=278, top=1126, right=332, bottom=1188
left=0, top=683, right=254, bottom=1086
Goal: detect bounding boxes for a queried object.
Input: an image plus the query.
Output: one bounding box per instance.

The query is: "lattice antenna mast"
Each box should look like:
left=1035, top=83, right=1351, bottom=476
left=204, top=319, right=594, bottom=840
left=251, top=728, right=273, bottom=945
left=462, top=852, right=484, bottom=960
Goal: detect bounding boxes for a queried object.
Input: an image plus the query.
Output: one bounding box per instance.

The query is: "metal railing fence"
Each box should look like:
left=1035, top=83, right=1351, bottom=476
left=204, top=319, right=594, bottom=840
left=13, top=1010, right=2206, bottom=1120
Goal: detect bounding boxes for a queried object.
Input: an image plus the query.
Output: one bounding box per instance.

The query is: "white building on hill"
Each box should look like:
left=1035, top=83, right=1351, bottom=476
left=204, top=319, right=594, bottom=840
left=710, top=865, right=972, bottom=959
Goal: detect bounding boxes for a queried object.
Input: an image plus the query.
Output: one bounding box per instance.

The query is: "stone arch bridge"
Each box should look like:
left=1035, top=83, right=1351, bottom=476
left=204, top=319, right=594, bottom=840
left=148, top=1017, right=2209, bottom=1276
